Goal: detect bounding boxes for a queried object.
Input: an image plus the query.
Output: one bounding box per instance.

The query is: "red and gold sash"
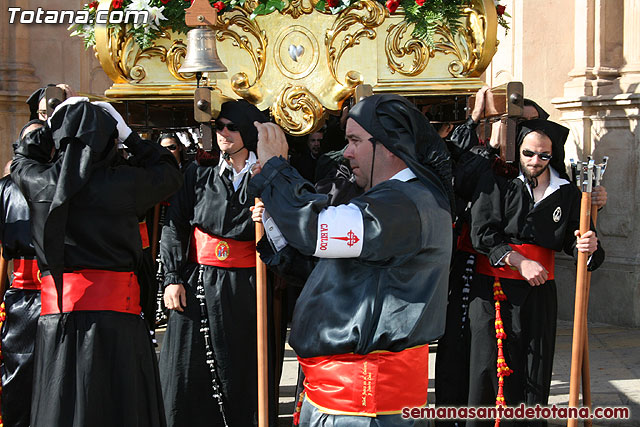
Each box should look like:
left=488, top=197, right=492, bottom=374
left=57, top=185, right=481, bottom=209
left=11, top=258, right=41, bottom=290
left=189, top=227, right=256, bottom=268
left=298, top=344, right=429, bottom=416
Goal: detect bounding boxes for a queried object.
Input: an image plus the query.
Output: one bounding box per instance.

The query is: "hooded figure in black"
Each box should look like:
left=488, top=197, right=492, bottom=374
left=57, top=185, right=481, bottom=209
left=11, top=99, right=183, bottom=427
left=250, top=94, right=453, bottom=427
left=159, top=99, right=277, bottom=427
left=467, top=119, right=604, bottom=427
left=0, top=120, right=45, bottom=427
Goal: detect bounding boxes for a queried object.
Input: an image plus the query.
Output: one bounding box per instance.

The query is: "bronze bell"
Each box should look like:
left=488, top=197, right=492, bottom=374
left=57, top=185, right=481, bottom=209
left=179, top=27, right=227, bottom=73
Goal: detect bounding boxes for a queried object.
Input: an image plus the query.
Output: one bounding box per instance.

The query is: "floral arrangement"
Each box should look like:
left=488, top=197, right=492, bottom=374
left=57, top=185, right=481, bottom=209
left=70, top=0, right=509, bottom=50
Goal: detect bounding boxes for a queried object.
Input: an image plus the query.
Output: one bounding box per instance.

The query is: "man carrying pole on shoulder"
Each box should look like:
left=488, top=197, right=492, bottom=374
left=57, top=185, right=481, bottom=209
left=250, top=94, right=454, bottom=427
left=467, top=119, right=605, bottom=427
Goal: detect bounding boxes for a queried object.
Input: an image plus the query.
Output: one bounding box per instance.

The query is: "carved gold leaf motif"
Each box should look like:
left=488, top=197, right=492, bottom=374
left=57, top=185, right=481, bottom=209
left=385, top=21, right=434, bottom=77
left=217, top=8, right=268, bottom=85
left=325, top=0, right=386, bottom=83
left=272, top=86, right=325, bottom=135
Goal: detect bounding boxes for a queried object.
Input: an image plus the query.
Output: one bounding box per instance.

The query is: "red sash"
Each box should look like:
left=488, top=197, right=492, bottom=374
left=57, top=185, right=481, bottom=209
left=189, top=227, right=256, bottom=268
left=139, top=222, right=150, bottom=249
left=11, top=258, right=41, bottom=290
left=298, top=345, right=429, bottom=416
left=456, top=222, right=477, bottom=254
left=476, top=243, right=555, bottom=280
left=40, top=270, right=141, bottom=315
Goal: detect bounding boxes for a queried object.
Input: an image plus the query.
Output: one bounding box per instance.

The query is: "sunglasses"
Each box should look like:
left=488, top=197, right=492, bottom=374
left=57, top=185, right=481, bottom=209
left=215, top=121, right=240, bottom=132
left=163, top=144, right=178, bottom=151
left=522, top=149, right=552, bottom=161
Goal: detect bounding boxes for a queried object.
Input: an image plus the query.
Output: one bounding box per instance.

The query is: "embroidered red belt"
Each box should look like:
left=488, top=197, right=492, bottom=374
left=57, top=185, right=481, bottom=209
left=139, top=222, right=150, bottom=249
left=476, top=243, right=555, bottom=280
left=11, top=258, right=41, bottom=290
left=189, top=227, right=256, bottom=268
left=40, top=270, right=141, bottom=315
left=298, top=344, right=429, bottom=416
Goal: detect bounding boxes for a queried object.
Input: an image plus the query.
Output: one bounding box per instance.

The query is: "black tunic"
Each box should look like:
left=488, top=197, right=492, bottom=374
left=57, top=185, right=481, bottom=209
left=159, top=162, right=276, bottom=427
left=250, top=157, right=451, bottom=426
left=11, top=132, right=183, bottom=427
left=467, top=169, right=604, bottom=426
left=0, top=176, right=40, bottom=427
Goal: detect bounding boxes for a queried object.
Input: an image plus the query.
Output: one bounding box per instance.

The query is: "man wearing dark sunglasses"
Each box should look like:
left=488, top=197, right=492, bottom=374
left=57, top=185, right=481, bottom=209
left=466, top=119, right=605, bottom=426
left=159, top=99, right=276, bottom=427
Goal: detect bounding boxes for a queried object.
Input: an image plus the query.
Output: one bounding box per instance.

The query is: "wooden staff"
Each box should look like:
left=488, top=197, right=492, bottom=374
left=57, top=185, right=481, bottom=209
left=580, top=157, right=607, bottom=427
left=568, top=161, right=594, bottom=427
left=255, top=198, right=269, bottom=427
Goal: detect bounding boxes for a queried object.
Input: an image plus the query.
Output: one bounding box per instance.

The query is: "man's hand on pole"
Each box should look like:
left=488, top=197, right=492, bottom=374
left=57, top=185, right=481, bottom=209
left=254, top=122, right=289, bottom=166
left=164, top=284, right=187, bottom=312
left=250, top=200, right=265, bottom=223
left=574, top=230, right=598, bottom=254
left=591, top=185, right=607, bottom=208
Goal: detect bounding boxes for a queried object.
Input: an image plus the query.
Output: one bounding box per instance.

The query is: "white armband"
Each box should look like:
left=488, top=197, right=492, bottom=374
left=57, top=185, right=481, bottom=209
left=313, top=204, right=364, bottom=258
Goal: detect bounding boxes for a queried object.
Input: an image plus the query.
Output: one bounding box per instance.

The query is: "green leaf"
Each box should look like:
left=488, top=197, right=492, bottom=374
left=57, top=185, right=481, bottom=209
left=266, top=0, right=286, bottom=12
left=315, top=0, right=326, bottom=11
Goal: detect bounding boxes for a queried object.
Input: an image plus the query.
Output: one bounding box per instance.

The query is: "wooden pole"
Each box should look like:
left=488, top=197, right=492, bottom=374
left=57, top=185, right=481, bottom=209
left=567, top=191, right=592, bottom=427
left=581, top=207, right=598, bottom=427
left=255, top=198, right=269, bottom=427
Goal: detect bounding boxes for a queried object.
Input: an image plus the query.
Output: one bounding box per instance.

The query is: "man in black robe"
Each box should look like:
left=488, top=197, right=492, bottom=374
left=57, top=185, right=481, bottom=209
left=0, top=121, right=44, bottom=427
left=250, top=94, right=454, bottom=426
left=159, top=100, right=276, bottom=427
left=467, top=119, right=604, bottom=426
left=11, top=98, right=182, bottom=427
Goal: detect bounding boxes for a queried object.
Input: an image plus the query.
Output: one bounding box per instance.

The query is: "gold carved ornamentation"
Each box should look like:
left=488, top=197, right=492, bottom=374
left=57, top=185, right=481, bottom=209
left=166, top=40, right=195, bottom=81
left=385, top=21, right=433, bottom=77
left=98, top=27, right=194, bottom=83
left=217, top=7, right=267, bottom=86
left=274, top=25, right=320, bottom=80
left=281, top=0, right=317, bottom=19
left=434, top=4, right=493, bottom=78
left=325, top=0, right=386, bottom=84
left=272, top=85, right=325, bottom=135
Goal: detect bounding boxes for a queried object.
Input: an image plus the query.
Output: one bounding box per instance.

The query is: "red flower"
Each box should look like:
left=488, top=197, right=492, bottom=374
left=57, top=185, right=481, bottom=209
left=415, top=0, right=425, bottom=5
left=386, top=0, right=399, bottom=13
left=88, top=1, right=99, bottom=9
left=111, top=0, right=124, bottom=9
left=496, top=4, right=506, bottom=16
left=160, top=0, right=171, bottom=4
left=213, top=1, right=225, bottom=11
left=327, top=0, right=339, bottom=7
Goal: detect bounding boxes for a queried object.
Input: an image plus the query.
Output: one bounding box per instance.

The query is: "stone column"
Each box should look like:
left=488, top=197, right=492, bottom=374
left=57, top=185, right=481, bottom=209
left=620, top=0, right=640, bottom=93
left=565, top=0, right=624, bottom=97
left=553, top=0, right=640, bottom=327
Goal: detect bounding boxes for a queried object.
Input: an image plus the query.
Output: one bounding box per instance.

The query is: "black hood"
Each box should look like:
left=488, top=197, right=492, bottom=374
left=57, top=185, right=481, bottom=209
left=523, top=98, right=550, bottom=120
left=348, top=94, right=454, bottom=215
left=517, top=118, right=570, bottom=180
left=218, top=100, right=268, bottom=153
left=26, top=85, right=55, bottom=120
